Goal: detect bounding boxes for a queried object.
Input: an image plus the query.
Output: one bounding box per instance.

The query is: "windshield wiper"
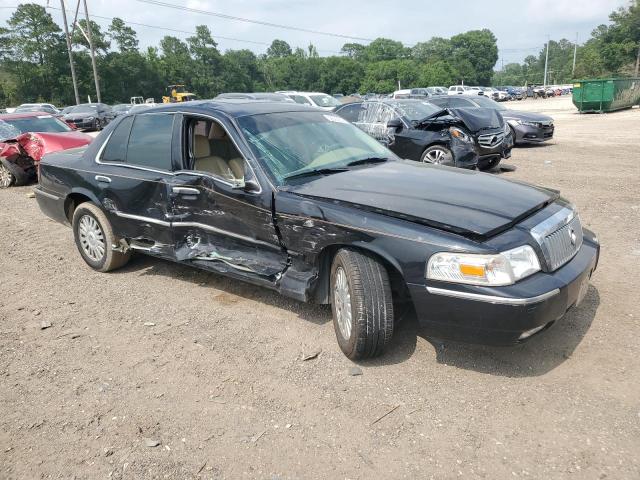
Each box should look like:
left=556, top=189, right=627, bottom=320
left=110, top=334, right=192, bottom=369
left=283, top=167, right=349, bottom=181
left=346, top=156, right=390, bottom=167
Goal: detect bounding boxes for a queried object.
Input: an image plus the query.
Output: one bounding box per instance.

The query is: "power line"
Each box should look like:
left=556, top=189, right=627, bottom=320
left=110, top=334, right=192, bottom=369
left=41, top=4, right=343, bottom=55
left=135, top=0, right=375, bottom=43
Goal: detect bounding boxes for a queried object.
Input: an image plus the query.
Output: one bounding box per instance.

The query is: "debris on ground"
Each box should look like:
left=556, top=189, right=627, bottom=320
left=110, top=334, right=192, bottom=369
left=39, top=320, right=52, bottom=330
left=302, top=348, right=321, bottom=361
left=348, top=366, right=363, bottom=376
left=144, top=438, right=161, bottom=447
left=371, top=404, right=401, bottom=426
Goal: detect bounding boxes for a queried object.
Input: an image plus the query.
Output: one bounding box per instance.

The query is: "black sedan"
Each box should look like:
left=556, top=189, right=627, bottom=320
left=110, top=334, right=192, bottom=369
left=34, top=100, right=599, bottom=359
left=428, top=95, right=555, bottom=145
left=61, top=103, right=114, bottom=130
left=335, top=99, right=512, bottom=171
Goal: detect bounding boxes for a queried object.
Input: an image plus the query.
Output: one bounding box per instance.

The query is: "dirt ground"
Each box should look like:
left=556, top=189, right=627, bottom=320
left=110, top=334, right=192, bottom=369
left=1, top=96, right=639, bottom=479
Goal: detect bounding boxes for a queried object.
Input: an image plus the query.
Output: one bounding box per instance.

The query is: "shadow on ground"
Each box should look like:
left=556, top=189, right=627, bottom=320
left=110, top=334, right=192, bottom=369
left=421, top=286, right=600, bottom=377
left=114, top=254, right=599, bottom=375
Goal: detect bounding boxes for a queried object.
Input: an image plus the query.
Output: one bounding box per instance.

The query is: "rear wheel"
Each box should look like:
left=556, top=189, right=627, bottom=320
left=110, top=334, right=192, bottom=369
left=72, top=202, right=130, bottom=272
left=421, top=145, right=453, bottom=166
left=0, top=163, right=15, bottom=188
left=330, top=249, right=394, bottom=360
left=478, top=157, right=501, bottom=171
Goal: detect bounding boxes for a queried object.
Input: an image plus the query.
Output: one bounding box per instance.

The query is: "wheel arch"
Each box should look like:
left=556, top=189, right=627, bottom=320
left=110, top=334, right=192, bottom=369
left=312, top=241, right=409, bottom=306
left=64, top=188, right=100, bottom=223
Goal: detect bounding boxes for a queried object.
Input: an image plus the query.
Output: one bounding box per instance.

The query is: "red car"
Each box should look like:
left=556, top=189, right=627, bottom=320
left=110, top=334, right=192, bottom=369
left=0, top=112, right=93, bottom=188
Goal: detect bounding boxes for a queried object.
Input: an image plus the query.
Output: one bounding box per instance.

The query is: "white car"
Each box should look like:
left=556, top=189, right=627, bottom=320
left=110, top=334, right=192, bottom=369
left=14, top=103, right=60, bottom=114
left=276, top=91, right=343, bottom=110
left=448, top=85, right=481, bottom=96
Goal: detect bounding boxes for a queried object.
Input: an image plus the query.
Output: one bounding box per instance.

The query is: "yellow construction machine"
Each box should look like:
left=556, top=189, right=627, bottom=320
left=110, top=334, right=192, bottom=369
left=162, top=84, right=197, bottom=103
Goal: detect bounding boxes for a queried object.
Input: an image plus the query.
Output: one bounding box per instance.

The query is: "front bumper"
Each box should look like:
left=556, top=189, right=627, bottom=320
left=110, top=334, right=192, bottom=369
left=513, top=123, right=554, bottom=143
left=67, top=118, right=96, bottom=129
left=407, top=230, right=600, bottom=345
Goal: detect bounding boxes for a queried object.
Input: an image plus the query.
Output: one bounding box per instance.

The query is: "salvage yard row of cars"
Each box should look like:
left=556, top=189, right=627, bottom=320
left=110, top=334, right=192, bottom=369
left=22, top=92, right=599, bottom=361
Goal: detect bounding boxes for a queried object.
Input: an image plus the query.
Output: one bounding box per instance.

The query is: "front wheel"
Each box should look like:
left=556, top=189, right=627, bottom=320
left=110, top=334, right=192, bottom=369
left=0, top=163, right=15, bottom=188
left=478, top=158, right=501, bottom=171
left=330, top=249, right=394, bottom=360
left=421, top=145, right=454, bottom=166
left=72, top=202, right=131, bottom=272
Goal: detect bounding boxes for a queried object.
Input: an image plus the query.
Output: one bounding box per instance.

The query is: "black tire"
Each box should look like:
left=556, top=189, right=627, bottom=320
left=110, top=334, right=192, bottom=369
left=0, top=162, right=15, bottom=188
left=330, top=249, right=394, bottom=360
left=72, top=202, right=131, bottom=272
left=509, top=125, right=518, bottom=146
left=95, top=119, right=102, bottom=131
left=420, top=145, right=454, bottom=166
left=478, top=157, right=501, bottom=171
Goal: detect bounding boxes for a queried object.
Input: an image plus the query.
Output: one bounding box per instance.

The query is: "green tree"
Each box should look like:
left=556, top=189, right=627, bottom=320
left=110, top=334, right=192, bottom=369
left=267, top=39, right=292, bottom=58
left=449, top=29, right=498, bottom=85
left=72, top=19, right=111, bottom=53
left=108, top=18, right=139, bottom=52
left=363, top=38, right=407, bottom=62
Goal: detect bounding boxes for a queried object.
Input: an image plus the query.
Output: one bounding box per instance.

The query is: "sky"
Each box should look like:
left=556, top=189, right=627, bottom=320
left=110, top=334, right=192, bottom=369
left=0, top=0, right=630, bottom=65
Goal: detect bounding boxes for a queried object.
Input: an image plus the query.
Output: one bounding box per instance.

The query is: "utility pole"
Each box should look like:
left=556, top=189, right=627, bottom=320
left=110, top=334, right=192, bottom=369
left=635, top=42, right=640, bottom=77
left=60, top=0, right=80, bottom=105
left=82, top=0, right=101, bottom=102
left=572, top=33, right=578, bottom=77
left=543, top=35, right=550, bottom=87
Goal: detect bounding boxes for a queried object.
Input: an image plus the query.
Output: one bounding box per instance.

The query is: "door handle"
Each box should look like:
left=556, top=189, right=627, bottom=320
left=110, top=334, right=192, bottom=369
left=172, top=186, right=200, bottom=195
left=95, top=175, right=111, bottom=183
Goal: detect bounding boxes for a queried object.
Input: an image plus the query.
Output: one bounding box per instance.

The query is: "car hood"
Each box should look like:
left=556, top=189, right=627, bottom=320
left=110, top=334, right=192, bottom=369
left=449, top=107, right=504, bottom=132
left=417, top=107, right=503, bottom=133
left=501, top=110, right=553, bottom=122
left=282, top=160, right=558, bottom=239
left=0, top=131, right=92, bottom=162
left=63, top=112, right=96, bottom=120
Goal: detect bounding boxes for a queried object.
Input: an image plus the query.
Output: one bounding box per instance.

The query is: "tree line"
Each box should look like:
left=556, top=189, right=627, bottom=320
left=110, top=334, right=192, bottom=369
left=494, top=1, right=640, bottom=86
left=0, top=2, right=638, bottom=107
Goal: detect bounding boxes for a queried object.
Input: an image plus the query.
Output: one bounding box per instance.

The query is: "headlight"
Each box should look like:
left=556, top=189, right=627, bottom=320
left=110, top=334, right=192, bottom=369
left=516, top=120, right=539, bottom=127
left=426, top=245, right=541, bottom=286
left=449, top=127, right=472, bottom=143
left=85, top=116, right=94, bottom=121
left=503, top=122, right=510, bottom=134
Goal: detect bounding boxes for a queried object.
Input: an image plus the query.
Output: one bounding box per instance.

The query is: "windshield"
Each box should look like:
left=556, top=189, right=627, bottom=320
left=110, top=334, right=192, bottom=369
left=309, top=94, right=342, bottom=108
left=237, top=111, right=396, bottom=184
left=16, top=105, right=49, bottom=112
left=470, top=96, right=506, bottom=110
left=391, top=101, right=441, bottom=122
left=69, top=105, right=98, bottom=113
left=1, top=116, right=71, bottom=134
left=0, top=122, right=21, bottom=141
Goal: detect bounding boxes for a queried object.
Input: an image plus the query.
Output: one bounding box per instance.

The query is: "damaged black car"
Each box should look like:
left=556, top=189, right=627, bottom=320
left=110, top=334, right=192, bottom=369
left=35, top=101, right=599, bottom=360
left=334, top=99, right=513, bottom=170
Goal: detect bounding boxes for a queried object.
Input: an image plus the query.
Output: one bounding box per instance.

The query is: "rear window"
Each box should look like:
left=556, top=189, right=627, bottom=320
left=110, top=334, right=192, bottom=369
left=1, top=116, right=71, bottom=134
left=101, top=116, right=133, bottom=163
left=126, top=114, right=174, bottom=170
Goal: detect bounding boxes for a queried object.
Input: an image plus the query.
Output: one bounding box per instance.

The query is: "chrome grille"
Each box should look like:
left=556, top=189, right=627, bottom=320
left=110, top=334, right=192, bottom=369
left=477, top=132, right=505, bottom=148
left=531, top=208, right=583, bottom=271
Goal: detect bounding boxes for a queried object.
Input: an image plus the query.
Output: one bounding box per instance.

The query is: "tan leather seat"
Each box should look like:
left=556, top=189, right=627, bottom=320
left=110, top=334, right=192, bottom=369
left=193, top=125, right=245, bottom=181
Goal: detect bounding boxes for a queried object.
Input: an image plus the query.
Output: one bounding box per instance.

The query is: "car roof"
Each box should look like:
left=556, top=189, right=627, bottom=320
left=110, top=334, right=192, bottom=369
left=141, top=99, right=322, bottom=118
left=0, top=111, right=56, bottom=120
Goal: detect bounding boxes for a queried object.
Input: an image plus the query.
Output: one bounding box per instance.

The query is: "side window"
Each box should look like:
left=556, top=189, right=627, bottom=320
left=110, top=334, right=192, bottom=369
left=449, top=97, right=473, bottom=107
left=336, top=103, right=363, bottom=123
left=291, top=95, right=312, bottom=105
left=101, top=116, right=134, bottom=163
left=188, top=118, right=245, bottom=182
left=428, top=98, right=448, bottom=108
left=126, top=114, right=174, bottom=170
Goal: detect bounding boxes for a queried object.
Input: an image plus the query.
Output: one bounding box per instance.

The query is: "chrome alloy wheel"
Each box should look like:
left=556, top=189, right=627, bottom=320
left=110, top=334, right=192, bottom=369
left=0, top=163, right=14, bottom=188
left=423, top=148, right=448, bottom=164
left=334, top=267, right=352, bottom=339
left=78, top=215, right=105, bottom=262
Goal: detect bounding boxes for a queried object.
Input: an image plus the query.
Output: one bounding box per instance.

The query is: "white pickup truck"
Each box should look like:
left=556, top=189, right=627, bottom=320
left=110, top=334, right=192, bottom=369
left=448, top=85, right=482, bottom=96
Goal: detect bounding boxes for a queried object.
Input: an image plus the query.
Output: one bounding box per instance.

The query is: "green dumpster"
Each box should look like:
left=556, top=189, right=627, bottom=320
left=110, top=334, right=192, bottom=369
left=572, top=77, right=640, bottom=113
